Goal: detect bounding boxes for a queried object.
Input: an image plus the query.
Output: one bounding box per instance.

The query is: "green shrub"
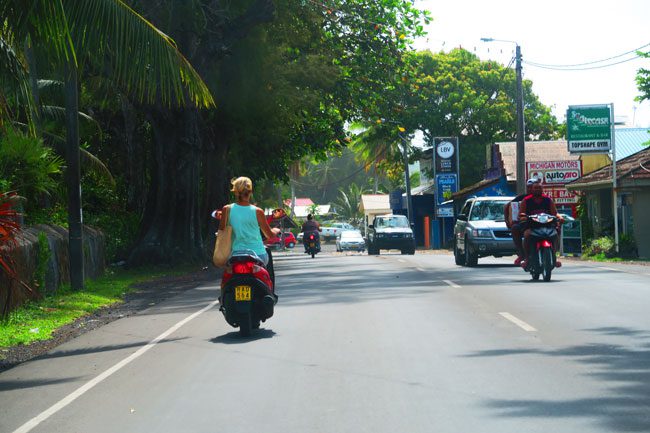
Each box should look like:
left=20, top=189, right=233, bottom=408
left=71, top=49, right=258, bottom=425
left=584, top=234, right=638, bottom=259
left=0, top=130, right=62, bottom=210
left=585, top=236, right=616, bottom=257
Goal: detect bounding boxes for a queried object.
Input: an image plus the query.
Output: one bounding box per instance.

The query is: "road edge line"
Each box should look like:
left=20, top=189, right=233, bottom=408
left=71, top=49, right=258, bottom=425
left=12, top=298, right=220, bottom=433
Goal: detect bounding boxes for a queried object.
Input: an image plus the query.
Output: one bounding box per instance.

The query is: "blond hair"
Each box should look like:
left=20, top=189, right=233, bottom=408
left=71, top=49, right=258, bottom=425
left=231, top=176, right=253, bottom=199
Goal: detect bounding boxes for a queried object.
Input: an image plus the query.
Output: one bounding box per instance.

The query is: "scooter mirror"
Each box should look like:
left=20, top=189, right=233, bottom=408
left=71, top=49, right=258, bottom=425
left=272, top=208, right=286, bottom=219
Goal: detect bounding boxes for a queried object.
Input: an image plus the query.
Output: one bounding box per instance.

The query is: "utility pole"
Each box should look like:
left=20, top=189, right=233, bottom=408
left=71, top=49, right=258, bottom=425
left=515, top=44, right=526, bottom=195
left=481, top=38, right=526, bottom=194
left=400, top=130, right=413, bottom=225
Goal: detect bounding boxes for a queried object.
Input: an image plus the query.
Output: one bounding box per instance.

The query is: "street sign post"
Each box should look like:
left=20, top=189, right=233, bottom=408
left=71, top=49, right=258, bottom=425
left=566, top=103, right=618, bottom=252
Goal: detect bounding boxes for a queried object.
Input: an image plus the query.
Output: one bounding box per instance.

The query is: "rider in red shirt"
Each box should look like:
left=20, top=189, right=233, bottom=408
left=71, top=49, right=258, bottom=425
left=518, top=182, right=564, bottom=268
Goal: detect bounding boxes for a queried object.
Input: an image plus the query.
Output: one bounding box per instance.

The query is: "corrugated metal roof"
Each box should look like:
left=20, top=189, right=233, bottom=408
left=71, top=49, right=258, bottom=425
left=567, top=146, right=650, bottom=188
left=614, top=128, right=650, bottom=160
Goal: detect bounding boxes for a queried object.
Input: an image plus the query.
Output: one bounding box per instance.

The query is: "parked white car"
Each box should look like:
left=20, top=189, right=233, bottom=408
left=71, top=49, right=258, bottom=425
left=321, top=222, right=355, bottom=241
left=336, top=230, right=366, bottom=252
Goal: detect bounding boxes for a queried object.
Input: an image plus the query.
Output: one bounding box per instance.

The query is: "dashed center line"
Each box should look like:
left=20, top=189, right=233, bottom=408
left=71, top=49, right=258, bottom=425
left=443, top=279, right=462, bottom=289
left=499, top=312, right=537, bottom=332
left=397, top=259, right=406, bottom=263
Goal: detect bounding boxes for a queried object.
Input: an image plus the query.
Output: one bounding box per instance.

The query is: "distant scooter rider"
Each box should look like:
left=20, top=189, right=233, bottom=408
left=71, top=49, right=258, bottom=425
left=301, top=214, right=321, bottom=252
left=518, top=182, right=564, bottom=268
left=504, top=178, right=540, bottom=266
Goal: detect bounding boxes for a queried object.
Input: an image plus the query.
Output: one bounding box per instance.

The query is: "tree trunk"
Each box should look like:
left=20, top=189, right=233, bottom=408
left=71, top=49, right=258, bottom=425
left=120, top=96, right=146, bottom=213
left=64, top=62, right=84, bottom=290
left=128, top=106, right=204, bottom=265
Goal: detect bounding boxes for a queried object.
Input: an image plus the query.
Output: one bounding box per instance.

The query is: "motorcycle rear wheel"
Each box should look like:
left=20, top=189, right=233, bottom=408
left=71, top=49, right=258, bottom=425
left=542, top=248, right=553, bottom=282
left=239, top=313, right=252, bottom=337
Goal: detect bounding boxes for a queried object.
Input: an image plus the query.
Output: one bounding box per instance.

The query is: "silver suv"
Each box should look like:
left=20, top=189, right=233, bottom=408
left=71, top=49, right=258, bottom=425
left=453, top=196, right=516, bottom=266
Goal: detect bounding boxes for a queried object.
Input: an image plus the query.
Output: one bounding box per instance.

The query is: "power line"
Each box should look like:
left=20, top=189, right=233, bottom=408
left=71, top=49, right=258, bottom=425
left=525, top=41, right=650, bottom=69
left=524, top=54, right=643, bottom=71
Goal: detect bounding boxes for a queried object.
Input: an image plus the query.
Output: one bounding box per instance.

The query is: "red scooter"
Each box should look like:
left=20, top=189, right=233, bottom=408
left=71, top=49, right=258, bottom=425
left=212, top=208, right=284, bottom=336
left=220, top=250, right=276, bottom=336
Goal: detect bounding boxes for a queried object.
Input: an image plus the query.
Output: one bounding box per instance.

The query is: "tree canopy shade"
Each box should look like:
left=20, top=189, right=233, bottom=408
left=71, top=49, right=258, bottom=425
left=0, top=0, right=214, bottom=109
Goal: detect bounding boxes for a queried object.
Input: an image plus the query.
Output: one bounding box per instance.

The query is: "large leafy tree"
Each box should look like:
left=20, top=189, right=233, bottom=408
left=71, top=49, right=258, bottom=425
left=636, top=50, right=650, bottom=107
left=118, top=0, right=429, bottom=264
left=398, top=49, right=560, bottom=187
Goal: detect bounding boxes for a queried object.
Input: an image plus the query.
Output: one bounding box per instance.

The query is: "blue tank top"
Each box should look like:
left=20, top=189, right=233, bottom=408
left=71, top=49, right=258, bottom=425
left=228, top=204, right=266, bottom=256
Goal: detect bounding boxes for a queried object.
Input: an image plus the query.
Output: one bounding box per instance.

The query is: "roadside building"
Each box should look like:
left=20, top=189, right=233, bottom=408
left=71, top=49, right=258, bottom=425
left=486, top=140, right=584, bottom=216
left=360, top=194, right=391, bottom=235
left=566, top=146, right=650, bottom=258
left=283, top=198, right=330, bottom=219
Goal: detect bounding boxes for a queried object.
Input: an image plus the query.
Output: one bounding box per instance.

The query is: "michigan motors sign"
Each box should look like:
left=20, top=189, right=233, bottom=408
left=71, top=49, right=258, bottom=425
left=526, top=160, right=582, bottom=204
left=526, top=160, right=582, bottom=185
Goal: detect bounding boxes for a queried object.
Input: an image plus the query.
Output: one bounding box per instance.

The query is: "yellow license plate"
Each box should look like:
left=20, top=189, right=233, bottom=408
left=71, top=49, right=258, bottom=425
left=309, top=242, right=315, bottom=247
left=235, top=285, right=251, bottom=301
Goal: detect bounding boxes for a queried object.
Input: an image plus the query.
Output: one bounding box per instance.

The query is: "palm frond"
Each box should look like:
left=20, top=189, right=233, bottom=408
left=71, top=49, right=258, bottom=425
left=40, top=105, right=103, bottom=137
left=19, top=126, right=115, bottom=185
left=0, top=0, right=76, bottom=64
left=62, top=0, right=214, bottom=108
left=0, top=36, right=34, bottom=130
left=79, top=147, right=114, bottom=185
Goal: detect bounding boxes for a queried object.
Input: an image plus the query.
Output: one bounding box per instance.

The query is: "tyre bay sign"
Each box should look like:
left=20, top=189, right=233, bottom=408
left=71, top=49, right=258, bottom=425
left=567, top=104, right=612, bottom=153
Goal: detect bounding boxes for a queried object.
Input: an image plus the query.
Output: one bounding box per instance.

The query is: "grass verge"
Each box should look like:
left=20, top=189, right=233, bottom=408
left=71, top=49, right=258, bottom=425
left=0, top=265, right=197, bottom=348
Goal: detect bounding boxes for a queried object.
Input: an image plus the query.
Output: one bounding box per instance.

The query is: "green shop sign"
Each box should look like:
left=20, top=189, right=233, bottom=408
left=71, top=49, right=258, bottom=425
left=567, top=105, right=612, bottom=153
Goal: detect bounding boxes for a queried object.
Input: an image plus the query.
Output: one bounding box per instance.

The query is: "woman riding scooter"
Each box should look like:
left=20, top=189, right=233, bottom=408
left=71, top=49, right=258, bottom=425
left=218, top=177, right=280, bottom=297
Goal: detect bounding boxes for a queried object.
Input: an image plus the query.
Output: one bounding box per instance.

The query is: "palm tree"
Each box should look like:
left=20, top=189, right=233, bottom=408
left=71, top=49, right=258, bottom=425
left=349, top=122, right=399, bottom=193
left=332, top=183, right=368, bottom=227
left=1, top=0, right=214, bottom=289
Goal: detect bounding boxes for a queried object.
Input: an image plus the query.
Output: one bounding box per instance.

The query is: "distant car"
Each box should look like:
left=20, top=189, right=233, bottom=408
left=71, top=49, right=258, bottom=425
left=336, top=230, right=366, bottom=252
left=367, top=214, right=415, bottom=255
left=264, top=231, right=297, bottom=249
left=453, top=196, right=516, bottom=266
left=321, top=222, right=355, bottom=242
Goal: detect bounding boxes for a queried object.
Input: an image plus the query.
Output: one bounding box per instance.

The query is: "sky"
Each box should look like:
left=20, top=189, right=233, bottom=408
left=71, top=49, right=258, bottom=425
left=413, top=0, right=650, bottom=127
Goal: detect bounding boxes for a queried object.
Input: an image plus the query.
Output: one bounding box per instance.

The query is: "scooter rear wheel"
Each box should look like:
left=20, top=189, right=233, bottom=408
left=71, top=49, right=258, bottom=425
left=542, top=248, right=553, bottom=282
left=239, top=313, right=252, bottom=337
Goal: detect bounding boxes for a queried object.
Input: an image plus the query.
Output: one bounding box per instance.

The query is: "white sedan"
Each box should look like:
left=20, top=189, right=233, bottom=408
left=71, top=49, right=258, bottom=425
left=336, top=230, right=366, bottom=252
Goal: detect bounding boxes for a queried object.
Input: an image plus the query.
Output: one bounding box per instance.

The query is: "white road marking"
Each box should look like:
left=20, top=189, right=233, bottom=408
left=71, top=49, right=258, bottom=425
left=443, top=280, right=462, bottom=289
left=598, top=266, right=621, bottom=272
left=416, top=267, right=426, bottom=272
left=12, top=298, right=220, bottom=433
left=499, top=312, right=537, bottom=332
left=398, top=259, right=406, bottom=263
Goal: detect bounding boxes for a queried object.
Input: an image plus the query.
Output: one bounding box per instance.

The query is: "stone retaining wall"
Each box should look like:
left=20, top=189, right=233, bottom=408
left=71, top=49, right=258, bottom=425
left=0, top=225, right=106, bottom=314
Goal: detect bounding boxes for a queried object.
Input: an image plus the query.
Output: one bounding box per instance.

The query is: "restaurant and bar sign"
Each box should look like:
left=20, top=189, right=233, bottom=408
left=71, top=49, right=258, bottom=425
left=566, top=104, right=612, bottom=153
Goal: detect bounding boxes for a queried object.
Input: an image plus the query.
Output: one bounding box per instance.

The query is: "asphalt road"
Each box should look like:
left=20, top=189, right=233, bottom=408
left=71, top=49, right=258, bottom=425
left=2, top=250, right=650, bottom=433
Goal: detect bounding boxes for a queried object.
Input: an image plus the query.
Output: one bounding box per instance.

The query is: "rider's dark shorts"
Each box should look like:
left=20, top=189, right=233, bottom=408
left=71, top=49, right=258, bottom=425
left=511, top=222, right=527, bottom=232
